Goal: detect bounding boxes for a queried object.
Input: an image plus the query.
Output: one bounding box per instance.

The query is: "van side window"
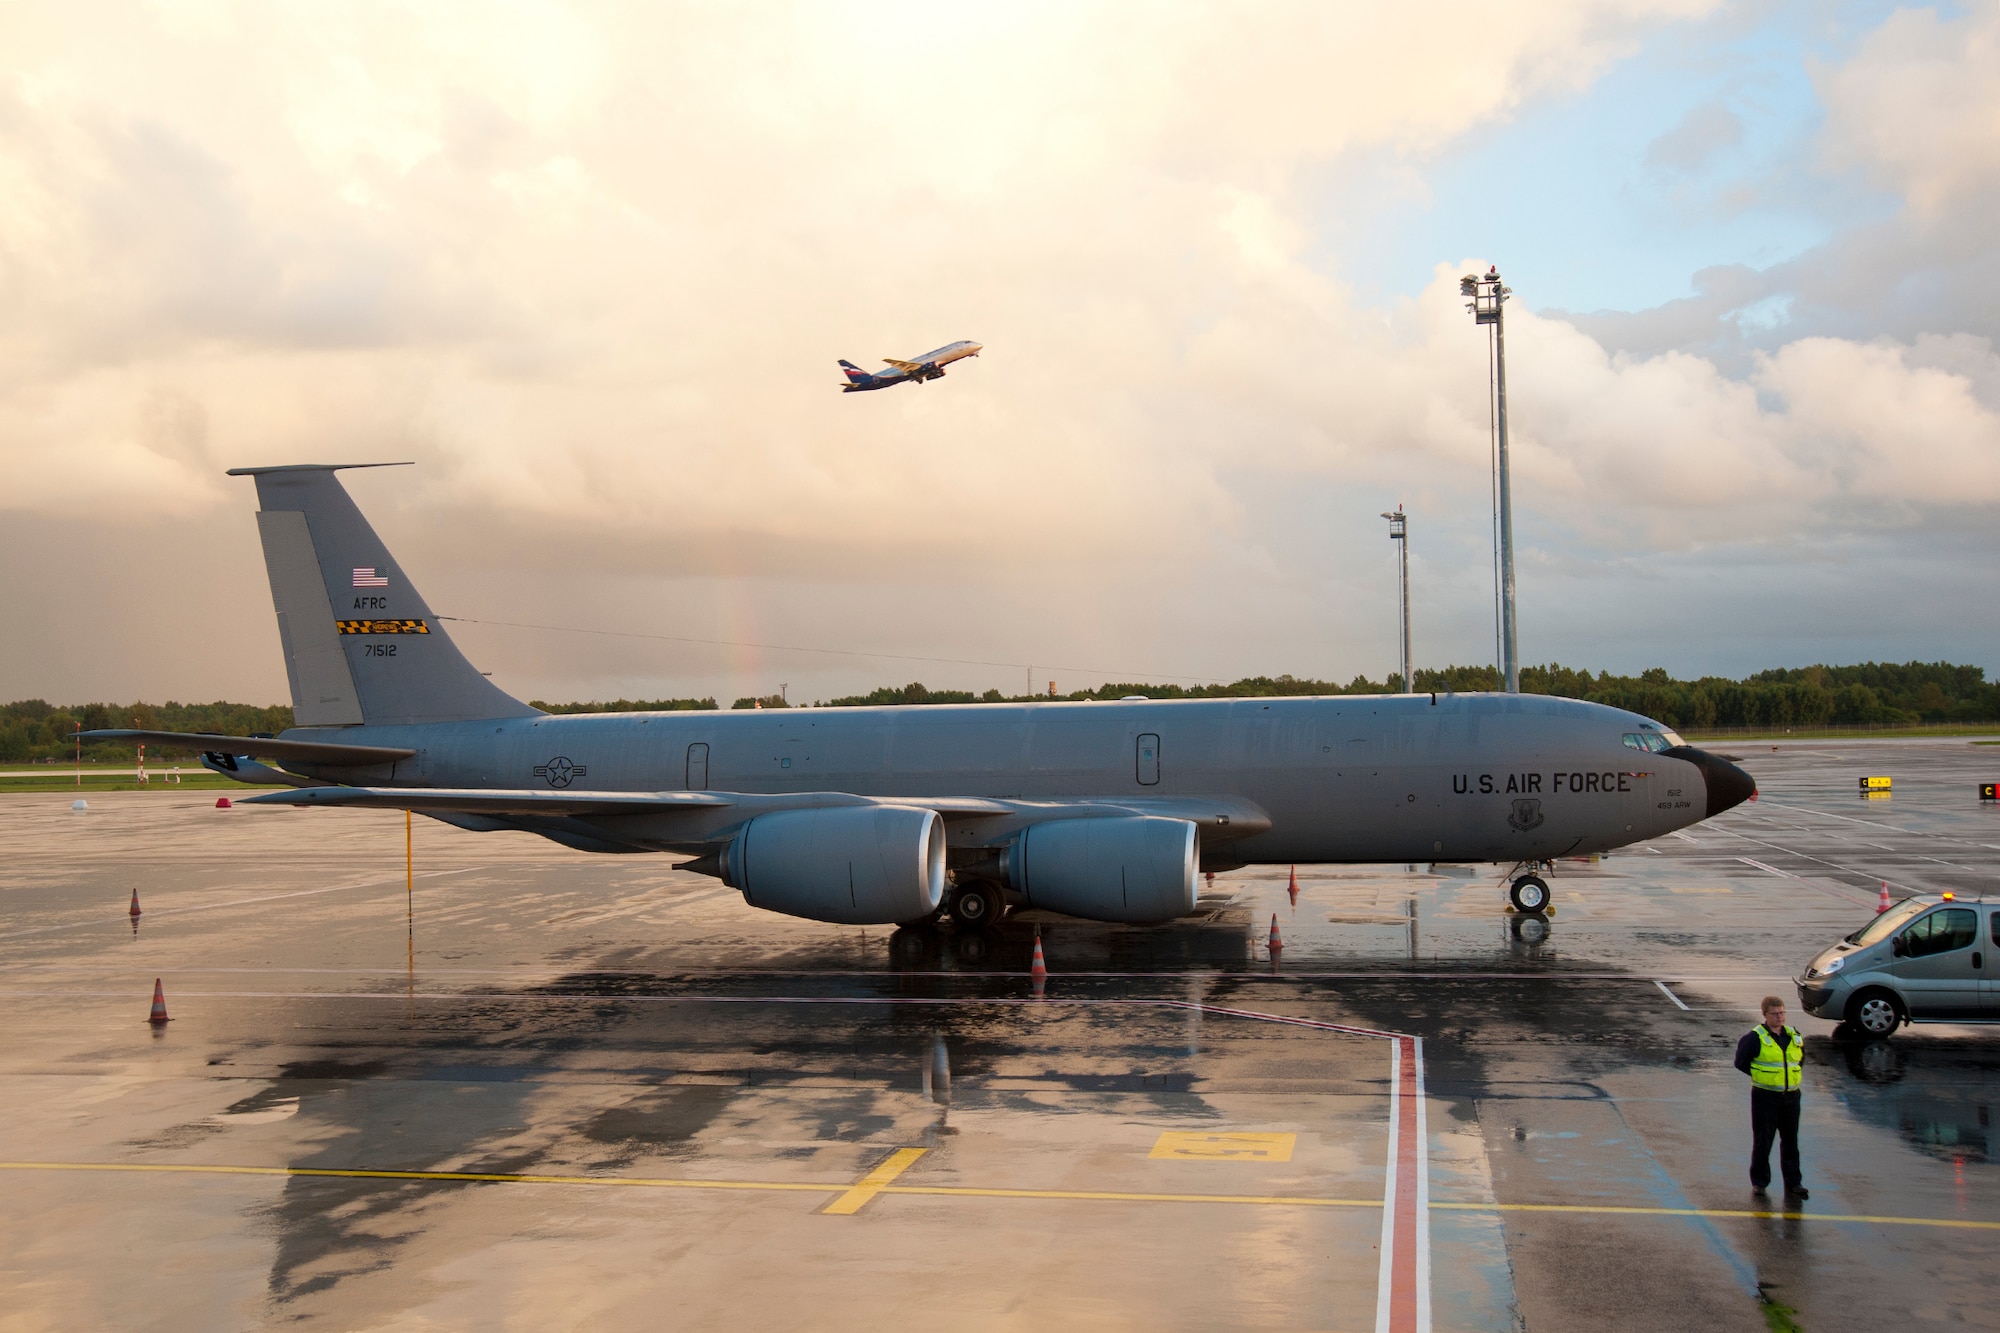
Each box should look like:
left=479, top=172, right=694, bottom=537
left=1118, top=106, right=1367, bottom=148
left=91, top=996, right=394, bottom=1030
left=1992, top=911, right=2000, bottom=947
left=1903, top=908, right=1977, bottom=958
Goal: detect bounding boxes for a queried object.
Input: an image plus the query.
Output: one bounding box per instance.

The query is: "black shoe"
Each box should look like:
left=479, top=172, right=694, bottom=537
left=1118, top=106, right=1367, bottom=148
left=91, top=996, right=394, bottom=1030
left=1751, top=1184, right=1769, bottom=1195
left=1784, top=1187, right=1809, bottom=1201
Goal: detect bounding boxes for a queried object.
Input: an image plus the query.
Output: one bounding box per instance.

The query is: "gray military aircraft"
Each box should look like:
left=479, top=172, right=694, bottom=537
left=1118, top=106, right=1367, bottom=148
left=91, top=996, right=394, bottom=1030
left=838, top=340, right=982, bottom=392
left=87, top=464, right=1755, bottom=930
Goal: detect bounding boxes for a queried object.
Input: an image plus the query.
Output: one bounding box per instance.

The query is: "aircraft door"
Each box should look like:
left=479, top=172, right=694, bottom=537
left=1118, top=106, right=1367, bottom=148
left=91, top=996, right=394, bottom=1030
left=687, top=742, right=709, bottom=791
left=1136, top=733, right=1160, bottom=786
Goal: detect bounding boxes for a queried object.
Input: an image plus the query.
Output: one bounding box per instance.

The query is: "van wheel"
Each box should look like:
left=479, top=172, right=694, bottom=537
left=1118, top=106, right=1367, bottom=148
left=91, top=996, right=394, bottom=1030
left=1509, top=875, right=1551, bottom=914
left=1849, top=989, right=1903, bottom=1037
left=950, top=882, right=1005, bottom=932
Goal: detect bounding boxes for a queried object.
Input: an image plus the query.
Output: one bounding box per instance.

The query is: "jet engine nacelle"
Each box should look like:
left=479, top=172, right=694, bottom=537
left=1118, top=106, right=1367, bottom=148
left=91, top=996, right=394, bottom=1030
left=723, top=805, right=946, bottom=925
left=1005, top=815, right=1197, bottom=923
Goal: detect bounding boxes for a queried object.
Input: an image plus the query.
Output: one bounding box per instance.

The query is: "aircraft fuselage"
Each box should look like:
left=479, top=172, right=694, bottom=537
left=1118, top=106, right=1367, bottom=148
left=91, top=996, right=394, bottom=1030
left=283, top=691, right=1743, bottom=864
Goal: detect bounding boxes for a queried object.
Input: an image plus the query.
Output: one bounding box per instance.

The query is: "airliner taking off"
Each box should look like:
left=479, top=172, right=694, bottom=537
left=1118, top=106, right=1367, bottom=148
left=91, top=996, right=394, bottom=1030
left=88, top=465, right=1755, bottom=931
left=838, top=340, right=982, bottom=392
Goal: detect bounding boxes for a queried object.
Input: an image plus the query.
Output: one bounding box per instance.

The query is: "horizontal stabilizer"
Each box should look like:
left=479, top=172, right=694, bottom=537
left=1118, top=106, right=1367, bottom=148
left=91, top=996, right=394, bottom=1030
left=241, top=786, right=736, bottom=816
left=80, top=730, right=415, bottom=766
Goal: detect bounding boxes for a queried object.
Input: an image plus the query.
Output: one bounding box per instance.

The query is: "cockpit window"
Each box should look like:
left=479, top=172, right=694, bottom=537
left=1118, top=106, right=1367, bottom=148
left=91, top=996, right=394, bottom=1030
left=1622, top=732, right=1671, bottom=753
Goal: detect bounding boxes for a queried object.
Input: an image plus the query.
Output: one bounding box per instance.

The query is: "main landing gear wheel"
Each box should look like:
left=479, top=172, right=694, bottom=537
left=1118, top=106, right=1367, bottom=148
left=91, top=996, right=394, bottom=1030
left=1509, top=874, right=1551, bottom=914
left=949, top=882, right=1006, bottom=932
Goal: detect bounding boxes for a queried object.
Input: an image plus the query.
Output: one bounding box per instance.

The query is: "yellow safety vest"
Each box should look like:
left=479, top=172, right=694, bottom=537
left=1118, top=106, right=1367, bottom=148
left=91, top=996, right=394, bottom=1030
left=1750, top=1025, right=1802, bottom=1092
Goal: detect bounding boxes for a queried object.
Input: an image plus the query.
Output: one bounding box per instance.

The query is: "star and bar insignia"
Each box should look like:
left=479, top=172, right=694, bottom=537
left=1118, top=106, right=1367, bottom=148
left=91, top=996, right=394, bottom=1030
left=533, top=757, right=587, bottom=788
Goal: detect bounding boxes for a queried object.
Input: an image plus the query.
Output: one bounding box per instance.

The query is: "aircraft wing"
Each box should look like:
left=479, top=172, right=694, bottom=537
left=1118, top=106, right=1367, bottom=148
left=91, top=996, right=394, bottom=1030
left=881, top=358, right=926, bottom=371
left=241, top=786, right=737, bottom=816
left=237, top=785, right=1263, bottom=836
left=79, top=729, right=415, bottom=766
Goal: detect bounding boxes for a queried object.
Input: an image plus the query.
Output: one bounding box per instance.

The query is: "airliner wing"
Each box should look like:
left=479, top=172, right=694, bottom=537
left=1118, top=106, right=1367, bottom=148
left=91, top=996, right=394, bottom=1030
left=881, top=358, right=926, bottom=371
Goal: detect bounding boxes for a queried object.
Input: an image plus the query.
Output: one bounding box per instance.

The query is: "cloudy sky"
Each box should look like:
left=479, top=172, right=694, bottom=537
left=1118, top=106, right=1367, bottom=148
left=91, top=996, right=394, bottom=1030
left=3, top=0, right=1997, bottom=708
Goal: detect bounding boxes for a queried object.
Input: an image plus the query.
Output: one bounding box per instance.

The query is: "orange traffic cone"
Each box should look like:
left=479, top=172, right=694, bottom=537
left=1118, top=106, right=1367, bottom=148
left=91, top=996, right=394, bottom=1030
left=214, top=797, right=232, bottom=809
left=1287, top=865, right=1299, bottom=906
left=1877, top=882, right=1892, bottom=913
left=148, top=978, right=170, bottom=1025
left=1267, top=914, right=1283, bottom=955
left=128, top=889, right=141, bottom=919
left=1030, top=932, right=1047, bottom=984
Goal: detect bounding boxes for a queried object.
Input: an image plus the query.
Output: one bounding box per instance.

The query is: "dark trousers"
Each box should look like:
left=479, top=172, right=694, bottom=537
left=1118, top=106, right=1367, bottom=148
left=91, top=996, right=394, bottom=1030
left=1750, top=1088, right=1802, bottom=1191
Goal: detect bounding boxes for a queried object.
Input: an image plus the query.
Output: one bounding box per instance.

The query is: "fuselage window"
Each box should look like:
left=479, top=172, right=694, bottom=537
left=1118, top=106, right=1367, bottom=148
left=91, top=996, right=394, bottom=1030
left=1136, top=733, right=1160, bottom=786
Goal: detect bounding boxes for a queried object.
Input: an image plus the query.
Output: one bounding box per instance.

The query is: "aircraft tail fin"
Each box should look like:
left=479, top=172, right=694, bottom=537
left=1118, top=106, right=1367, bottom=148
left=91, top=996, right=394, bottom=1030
left=837, top=359, right=870, bottom=385
left=228, top=464, right=540, bottom=728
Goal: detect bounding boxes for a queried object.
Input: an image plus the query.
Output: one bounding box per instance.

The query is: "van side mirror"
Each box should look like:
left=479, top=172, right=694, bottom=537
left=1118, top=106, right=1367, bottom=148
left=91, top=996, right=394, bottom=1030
left=1892, top=935, right=1908, bottom=958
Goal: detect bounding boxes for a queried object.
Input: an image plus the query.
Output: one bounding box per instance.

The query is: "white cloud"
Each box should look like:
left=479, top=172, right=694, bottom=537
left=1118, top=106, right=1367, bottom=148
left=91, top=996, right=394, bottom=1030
left=7, top=0, right=2000, bottom=704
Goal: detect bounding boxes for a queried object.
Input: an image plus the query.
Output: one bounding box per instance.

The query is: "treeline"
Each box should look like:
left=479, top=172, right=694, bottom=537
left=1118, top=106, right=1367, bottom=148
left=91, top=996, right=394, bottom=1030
left=531, top=697, right=717, bottom=713
left=0, top=700, right=294, bottom=763
left=1503, top=661, right=2000, bottom=730
left=6, top=661, right=1992, bottom=761
left=756, top=660, right=2000, bottom=728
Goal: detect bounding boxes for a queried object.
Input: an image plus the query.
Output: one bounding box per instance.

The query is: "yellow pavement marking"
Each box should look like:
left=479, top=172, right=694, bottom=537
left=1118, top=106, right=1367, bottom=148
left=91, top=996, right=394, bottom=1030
left=4, top=1161, right=1998, bottom=1232
left=884, top=1184, right=1376, bottom=1206
left=821, top=1147, right=927, bottom=1215
left=1438, top=1200, right=2000, bottom=1231
left=1149, top=1131, right=1297, bottom=1162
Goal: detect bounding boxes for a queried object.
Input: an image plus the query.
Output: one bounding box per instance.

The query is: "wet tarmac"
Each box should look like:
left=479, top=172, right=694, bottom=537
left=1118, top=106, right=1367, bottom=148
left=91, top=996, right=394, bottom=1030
left=3, top=739, right=1999, bottom=1330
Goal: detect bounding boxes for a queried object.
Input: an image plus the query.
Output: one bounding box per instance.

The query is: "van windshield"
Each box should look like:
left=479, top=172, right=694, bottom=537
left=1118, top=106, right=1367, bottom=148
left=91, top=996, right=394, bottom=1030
left=1848, top=898, right=1927, bottom=947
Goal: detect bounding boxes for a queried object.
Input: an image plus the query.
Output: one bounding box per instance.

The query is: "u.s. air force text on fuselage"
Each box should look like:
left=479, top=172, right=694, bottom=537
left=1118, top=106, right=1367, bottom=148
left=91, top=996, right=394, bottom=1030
left=84, top=463, right=1755, bottom=931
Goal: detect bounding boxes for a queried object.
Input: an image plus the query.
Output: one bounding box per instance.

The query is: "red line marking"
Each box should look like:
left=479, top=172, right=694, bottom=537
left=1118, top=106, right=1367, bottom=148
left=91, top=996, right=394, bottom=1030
left=1390, top=1035, right=1420, bottom=1333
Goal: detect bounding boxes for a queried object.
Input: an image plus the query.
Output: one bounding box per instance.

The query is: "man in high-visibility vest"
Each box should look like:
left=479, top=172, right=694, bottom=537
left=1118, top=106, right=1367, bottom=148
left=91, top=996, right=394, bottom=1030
left=1733, top=995, right=1807, bottom=1200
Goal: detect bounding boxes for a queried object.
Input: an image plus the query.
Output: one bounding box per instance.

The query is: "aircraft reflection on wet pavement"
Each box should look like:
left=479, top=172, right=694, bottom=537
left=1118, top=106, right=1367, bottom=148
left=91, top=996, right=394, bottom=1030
left=85, top=463, right=1757, bottom=935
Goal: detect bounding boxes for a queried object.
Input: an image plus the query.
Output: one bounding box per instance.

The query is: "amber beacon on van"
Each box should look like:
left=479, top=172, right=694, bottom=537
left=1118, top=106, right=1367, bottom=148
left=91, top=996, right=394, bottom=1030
left=86, top=464, right=1757, bottom=930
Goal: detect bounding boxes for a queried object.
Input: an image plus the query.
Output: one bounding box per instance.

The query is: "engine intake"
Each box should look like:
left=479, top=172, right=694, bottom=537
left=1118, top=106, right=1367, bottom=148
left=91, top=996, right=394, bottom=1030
left=724, top=805, right=945, bottom=925
left=1005, top=815, right=1196, bottom=923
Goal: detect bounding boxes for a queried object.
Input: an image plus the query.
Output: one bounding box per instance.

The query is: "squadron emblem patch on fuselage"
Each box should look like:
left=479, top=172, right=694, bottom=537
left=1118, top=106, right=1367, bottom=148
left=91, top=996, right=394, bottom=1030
left=1507, top=798, right=1545, bottom=832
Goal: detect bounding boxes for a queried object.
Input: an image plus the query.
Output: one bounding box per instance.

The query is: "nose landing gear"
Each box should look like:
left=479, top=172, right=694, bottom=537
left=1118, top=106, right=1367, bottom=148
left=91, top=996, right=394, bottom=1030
left=1508, top=873, right=1552, bottom=914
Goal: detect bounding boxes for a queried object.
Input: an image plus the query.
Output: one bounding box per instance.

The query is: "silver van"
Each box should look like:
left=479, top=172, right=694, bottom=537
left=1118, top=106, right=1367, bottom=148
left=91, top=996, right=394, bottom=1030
left=1796, top=895, right=1994, bottom=1036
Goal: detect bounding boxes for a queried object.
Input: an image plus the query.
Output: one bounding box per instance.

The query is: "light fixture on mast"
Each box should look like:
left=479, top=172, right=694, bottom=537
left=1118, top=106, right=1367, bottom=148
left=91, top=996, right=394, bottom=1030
left=1462, top=266, right=1519, bottom=693
left=1380, top=506, right=1411, bottom=694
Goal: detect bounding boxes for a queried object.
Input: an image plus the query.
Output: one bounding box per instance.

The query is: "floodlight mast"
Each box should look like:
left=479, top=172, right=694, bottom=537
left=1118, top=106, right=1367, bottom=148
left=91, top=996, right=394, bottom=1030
left=1381, top=506, right=1411, bottom=693
left=1462, top=266, right=1518, bottom=694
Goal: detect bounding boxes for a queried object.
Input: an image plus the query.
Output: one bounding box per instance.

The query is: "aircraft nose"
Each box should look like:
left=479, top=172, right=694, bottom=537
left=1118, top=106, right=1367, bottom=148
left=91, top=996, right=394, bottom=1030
left=1665, top=746, right=1757, bottom=818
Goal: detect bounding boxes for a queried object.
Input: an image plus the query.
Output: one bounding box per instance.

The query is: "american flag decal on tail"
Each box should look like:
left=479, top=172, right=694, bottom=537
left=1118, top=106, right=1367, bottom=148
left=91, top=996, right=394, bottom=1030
left=352, top=567, right=388, bottom=587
